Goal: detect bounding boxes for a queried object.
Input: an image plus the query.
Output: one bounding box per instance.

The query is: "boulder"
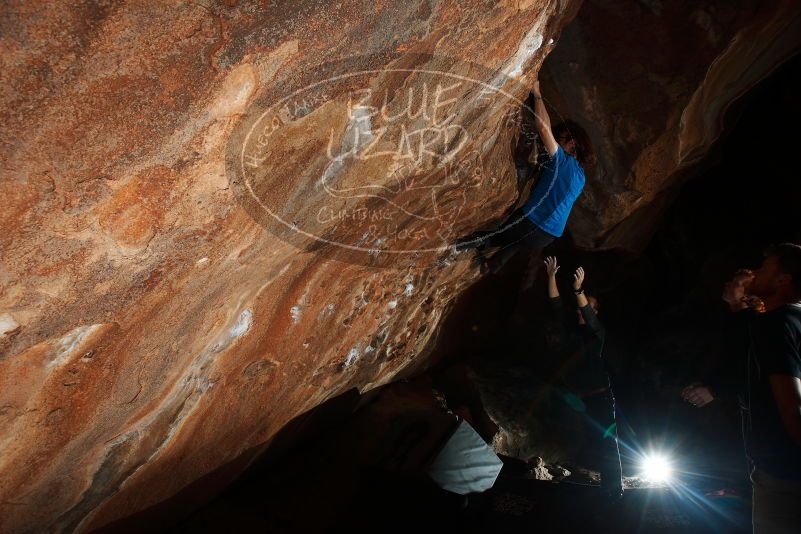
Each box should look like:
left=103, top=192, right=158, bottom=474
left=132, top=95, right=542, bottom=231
left=0, top=1, right=580, bottom=531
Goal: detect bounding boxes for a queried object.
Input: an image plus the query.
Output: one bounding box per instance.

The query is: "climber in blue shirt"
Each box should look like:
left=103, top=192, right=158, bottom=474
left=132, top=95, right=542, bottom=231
left=461, top=78, right=594, bottom=274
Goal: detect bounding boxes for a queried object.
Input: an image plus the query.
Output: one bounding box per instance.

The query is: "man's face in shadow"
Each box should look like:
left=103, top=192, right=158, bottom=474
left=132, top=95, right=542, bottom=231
left=557, top=132, right=577, bottom=157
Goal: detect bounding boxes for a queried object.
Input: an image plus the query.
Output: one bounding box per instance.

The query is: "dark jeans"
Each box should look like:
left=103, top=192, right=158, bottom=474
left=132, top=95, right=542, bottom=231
left=751, top=467, right=801, bottom=533
left=484, top=209, right=555, bottom=273
left=583, top=391, right=623, bottom=492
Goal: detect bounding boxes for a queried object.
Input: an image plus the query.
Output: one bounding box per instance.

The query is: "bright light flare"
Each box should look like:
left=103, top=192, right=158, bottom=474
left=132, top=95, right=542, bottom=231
left=641, top=453, right=673, bottom=483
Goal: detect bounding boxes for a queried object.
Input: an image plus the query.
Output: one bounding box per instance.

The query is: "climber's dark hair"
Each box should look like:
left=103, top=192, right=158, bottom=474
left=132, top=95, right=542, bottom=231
left=553, top=120, right=595, bottom=170
left=764, top=242, right=801, bottom=297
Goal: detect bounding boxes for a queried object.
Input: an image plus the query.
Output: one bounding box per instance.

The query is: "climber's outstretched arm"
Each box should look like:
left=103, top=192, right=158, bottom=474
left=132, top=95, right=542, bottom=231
left=574, top=267, right=604, bottom=335
left=532, top=79, right=558, bottom=157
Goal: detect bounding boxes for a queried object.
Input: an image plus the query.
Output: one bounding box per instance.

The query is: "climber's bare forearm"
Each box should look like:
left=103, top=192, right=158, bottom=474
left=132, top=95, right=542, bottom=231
left=548, top=277, right=559, bottom=299
left=533, top=89, right=557, bottom=156
left=544, top=257, right=561, bottom=298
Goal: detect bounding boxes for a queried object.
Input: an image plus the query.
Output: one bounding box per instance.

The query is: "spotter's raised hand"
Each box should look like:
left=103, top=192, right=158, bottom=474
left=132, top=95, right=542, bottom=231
left=573, top=266, right=585, bottom=291
left=544, top=256, right=560, bottom=278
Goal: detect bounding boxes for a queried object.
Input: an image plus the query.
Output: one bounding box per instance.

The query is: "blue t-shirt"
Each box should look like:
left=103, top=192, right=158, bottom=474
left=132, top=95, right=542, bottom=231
left=522, top=145, right=585, bottom=237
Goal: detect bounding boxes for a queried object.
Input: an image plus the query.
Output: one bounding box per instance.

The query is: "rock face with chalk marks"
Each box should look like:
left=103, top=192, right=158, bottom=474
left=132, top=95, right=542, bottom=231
left=0, top=1, right=580, bottom=531
left=1, top=0, right=800, bottom=532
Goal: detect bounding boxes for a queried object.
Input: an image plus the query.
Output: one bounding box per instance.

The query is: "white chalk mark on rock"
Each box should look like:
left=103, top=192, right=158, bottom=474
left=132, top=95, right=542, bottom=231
left=344, top=346, right=360, bottom=367
left=48, top=324, right=105, bottom=369
left=211, top=308, right=253, bottom=353
left=229, top=309, right=253, bottom=338
left=0, top=313, right=19, bottom=337
left=506, top=30, right=543, bottom=78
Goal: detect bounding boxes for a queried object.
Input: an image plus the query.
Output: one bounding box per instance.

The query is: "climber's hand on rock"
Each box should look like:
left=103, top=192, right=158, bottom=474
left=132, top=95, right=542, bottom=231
left=682, top=383, right=714, bottom=407
left=573, top=267, right=585, bottom=291
left=544, top=256, right=560, bottom=278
